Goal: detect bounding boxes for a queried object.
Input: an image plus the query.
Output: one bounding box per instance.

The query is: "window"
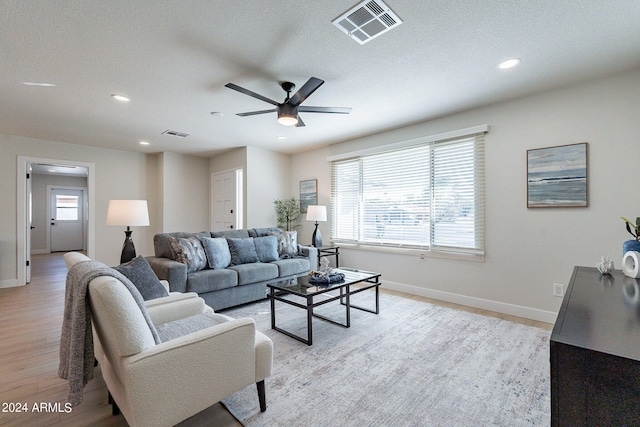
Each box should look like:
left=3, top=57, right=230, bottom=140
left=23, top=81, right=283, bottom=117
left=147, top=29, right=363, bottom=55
left=331, top=127, right=485, bottom=255
left=55, top=195, right=79, bottom=221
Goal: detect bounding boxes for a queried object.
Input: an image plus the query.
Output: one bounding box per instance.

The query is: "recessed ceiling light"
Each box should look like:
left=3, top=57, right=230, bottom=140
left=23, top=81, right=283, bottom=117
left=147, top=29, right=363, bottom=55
left=111, top=94, right=130, bottom=102
left=139, top=141, right=150, bottom=146
left=277, top=136, right=287, bottom=140
left=22, top=82, right=56, bottom=87
left=498, top=58, right=521, bottom=69
left=210, top=112, right=224, bottom=117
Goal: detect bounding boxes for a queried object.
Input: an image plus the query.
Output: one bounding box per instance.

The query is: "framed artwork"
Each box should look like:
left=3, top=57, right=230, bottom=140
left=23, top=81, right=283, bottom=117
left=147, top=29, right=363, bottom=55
left=527, top=142, right=588, bottom=208
left=299, top=179, right=317, bottom=213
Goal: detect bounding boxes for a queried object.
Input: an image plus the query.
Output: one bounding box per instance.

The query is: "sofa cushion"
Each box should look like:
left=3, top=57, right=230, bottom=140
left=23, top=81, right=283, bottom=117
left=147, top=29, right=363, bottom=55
left=253, top=227, right=282, bottom=237
left=229, top=263, right=279, bottom=285
left=211, top=229, right=250, bottom=239
left=272, top=258, right=311, bottom=277
left=168, top=236, right=207, bottom=273
left=254, top=236, right=279, bottom=263
left=186, top=268, right=238, bottom=293
left=113, top=255, right=169, bottom=300
left=200, top=237, right=231, bottom=269
left=268, top=229, right=299, bottom=258
left=227, top=238, right=260, bottom=266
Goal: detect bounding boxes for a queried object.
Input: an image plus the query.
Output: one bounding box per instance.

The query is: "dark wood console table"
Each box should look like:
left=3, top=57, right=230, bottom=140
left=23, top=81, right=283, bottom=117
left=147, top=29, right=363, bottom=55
left=550, top=266, right=640, bottom=426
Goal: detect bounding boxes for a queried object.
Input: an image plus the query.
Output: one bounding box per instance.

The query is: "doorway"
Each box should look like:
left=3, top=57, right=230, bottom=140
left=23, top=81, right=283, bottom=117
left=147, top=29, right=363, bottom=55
left=48, top=187, right=86, bottom=252
left=17, top=156, right=96, bottom=285
left=211, top=169, right=243, bottom=232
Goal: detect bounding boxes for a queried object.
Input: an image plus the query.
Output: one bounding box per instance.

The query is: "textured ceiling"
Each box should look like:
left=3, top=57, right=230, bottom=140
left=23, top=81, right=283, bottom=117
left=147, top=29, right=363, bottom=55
left=1, top=0, right=639, bottom=157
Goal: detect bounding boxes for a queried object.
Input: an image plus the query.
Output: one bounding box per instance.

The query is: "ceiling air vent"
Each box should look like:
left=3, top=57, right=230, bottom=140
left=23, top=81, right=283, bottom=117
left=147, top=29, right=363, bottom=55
left=161, top=129, right=190, bottom=138
left=332, top=0, right=402, bottom=45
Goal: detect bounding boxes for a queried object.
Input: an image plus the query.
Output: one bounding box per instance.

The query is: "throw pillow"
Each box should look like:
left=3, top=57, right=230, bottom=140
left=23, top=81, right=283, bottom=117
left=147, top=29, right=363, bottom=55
left=226, top=238, right=260, bottom=266
left=254, top=235, right=279, bottom=262
left=167, top=236, right=207, bottom=273
left=268, top=229, right=298, bottom=258
left=200, top=237, right=232, bottom=269
left=114, top=255, right=169, bottom=300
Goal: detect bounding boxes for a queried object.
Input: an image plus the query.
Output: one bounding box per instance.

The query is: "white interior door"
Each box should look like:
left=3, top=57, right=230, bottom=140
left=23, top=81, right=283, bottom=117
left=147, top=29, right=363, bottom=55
left=211, top=170, right=242, bottom=231
left=49, top=188, right=85, bottom=252
left=26, top=164, right=33, bottom=283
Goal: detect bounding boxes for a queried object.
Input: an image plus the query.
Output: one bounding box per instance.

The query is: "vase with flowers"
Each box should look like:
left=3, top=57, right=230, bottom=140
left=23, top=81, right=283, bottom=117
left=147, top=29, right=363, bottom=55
left=621, top=216, right=640, bottom=256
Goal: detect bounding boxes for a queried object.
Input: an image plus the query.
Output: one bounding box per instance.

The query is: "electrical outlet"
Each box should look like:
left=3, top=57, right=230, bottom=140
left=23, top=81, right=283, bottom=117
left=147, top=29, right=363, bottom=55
left=419, top=253, right=425, bottom=260
left=553, top=283, right=564, bottom=297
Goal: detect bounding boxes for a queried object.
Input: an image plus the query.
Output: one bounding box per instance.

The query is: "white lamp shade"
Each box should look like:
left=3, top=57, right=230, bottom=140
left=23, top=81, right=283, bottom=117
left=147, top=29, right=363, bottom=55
left=306, top=205, right=327, bottom=222
left=106, top=200, right=150, bottom=227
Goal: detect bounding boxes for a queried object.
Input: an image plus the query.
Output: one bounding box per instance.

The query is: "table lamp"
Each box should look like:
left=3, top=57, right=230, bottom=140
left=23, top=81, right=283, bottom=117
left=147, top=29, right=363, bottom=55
left=106, top=200, right=150, bottom=264
left=306, top=205, right=327, bottom=248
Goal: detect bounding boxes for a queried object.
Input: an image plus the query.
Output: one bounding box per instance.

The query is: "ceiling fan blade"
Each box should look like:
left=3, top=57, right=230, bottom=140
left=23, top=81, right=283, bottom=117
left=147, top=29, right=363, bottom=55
left=225, top=83, right=279, bottom=106
left=287, top=77, right=324, bottom=107
left=236, top=109, right=277, bottom=117
left=298, top=106, right=352, bottom=114
left=295, top=116, right=306, bottom=127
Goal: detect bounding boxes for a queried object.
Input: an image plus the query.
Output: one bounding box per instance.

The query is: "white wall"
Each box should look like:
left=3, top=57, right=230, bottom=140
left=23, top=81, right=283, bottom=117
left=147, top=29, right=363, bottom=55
left=246, top=146, right=290, bottom=228
left=0, top=135, right=213, bottom=285
left=291, top=146, right=332, bottom=247
left=291, top=68, right=640, bottom=322
left=0, top=135, right=155, bottom=279
left=159, top=152, right=209, bottom=232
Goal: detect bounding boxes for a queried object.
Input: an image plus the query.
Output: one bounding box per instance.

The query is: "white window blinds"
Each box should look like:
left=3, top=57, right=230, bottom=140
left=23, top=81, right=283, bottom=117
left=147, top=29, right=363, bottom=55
left=331, top=129, right=485, bottom=255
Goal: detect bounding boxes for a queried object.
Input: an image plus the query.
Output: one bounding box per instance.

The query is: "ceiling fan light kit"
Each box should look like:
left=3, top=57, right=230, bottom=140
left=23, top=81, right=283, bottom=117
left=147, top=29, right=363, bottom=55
left=277, top=103, right=299, bottom=126
left=226, top=77, right=352, bottom=127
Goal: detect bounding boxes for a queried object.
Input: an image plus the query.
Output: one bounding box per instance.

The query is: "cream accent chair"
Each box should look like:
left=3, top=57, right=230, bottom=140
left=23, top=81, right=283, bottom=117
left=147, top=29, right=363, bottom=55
left=63, top=252, right=273, bottom=427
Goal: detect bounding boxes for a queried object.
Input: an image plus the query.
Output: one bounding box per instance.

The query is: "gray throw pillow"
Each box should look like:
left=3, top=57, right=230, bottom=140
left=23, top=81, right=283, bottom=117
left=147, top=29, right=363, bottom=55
left=200, top=237, right=232, bottom=269
left=114, top=255, right=169, bottom=300
left=226, top=238, right=260, bottom=265
left=268, top=229, right=298, bottom=258
left=167, top=236, right=208, bottom=273
left=254, top=235, right=279, bottom=262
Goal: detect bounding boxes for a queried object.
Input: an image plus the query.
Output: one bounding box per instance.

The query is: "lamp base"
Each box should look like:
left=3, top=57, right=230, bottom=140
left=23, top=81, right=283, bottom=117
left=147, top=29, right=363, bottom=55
left=120, top=229, right=137, bottom=264
left=311, top=222, right=323, bottom=248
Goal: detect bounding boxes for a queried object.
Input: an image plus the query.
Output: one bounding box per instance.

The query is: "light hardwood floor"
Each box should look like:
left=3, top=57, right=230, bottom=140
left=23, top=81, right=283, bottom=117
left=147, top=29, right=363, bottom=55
left=0, top=253, right=240, bottom=427
left=0, top=253, right=551, bottom=427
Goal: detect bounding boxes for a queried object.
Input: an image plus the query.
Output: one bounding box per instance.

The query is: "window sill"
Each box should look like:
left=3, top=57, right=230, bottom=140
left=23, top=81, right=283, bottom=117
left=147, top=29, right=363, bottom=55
left=332, top=242, right=485, bottom=263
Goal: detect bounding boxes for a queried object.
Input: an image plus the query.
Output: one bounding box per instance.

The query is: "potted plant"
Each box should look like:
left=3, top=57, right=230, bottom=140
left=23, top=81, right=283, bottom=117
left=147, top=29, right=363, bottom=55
left=621, top=216, right=640, bottom=255
left=274, top=197, right=300, bottom=231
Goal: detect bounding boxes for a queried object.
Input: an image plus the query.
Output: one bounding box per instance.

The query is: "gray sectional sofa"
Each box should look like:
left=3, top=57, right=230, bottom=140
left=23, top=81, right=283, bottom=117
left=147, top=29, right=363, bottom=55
left=146, top=227, right=318, bottom=310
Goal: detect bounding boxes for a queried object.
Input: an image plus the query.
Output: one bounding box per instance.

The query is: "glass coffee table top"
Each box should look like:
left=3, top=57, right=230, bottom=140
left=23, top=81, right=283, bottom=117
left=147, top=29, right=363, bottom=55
left=267, top=267, right=382, bottom=345
left=268, top=267, right=381, bottom=296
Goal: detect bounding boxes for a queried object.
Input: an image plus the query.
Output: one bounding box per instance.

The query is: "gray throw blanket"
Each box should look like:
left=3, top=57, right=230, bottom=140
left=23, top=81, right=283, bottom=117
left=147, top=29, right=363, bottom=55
left=58, top=259, right=161, bottom=406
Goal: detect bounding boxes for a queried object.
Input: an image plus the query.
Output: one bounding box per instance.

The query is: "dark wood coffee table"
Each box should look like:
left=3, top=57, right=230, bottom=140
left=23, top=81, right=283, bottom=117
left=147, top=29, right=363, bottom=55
left=267, top=268, right=381, bottom=345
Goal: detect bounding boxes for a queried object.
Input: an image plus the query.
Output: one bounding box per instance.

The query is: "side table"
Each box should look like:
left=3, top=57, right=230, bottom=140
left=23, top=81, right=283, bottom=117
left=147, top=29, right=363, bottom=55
left=316, top=246, right=339, bottom=267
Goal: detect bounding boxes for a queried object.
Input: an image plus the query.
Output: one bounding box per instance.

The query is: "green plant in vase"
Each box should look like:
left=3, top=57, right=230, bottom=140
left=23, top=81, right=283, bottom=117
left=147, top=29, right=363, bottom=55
left=274, top=197, right=300, bottom=231
left=621, top=216, right=640, bottom=255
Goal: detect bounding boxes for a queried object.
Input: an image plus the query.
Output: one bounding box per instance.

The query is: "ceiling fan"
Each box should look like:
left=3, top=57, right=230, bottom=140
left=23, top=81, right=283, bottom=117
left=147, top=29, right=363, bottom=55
left=225, top=77, right=351, bottom=127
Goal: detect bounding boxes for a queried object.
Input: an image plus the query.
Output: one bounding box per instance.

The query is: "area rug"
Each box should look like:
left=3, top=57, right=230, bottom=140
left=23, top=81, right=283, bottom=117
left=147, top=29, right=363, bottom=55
left=221, top=291, right=550, bottom=427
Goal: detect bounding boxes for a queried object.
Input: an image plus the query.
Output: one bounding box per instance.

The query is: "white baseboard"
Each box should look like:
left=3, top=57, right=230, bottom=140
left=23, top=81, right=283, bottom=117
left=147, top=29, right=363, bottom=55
left=31, top=249, right=49, bottom=255
left=0, top=279, right=20, bottom=289
left=382, top=280, right=559, bottom=324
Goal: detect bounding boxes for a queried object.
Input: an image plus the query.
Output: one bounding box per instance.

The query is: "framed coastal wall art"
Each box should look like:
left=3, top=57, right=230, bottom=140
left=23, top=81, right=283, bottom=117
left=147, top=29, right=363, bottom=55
left=299, top=179, right=317, bottom=213
left=527, top=142, right=588, bottom=208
